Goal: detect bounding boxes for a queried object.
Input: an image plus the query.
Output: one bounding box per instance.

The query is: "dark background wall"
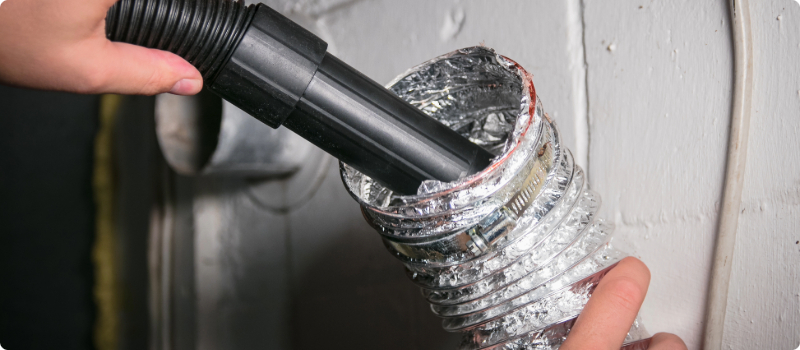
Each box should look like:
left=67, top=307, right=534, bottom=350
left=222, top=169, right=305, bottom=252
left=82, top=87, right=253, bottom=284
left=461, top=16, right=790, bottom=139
left=0, top=85, right=99, bottom=350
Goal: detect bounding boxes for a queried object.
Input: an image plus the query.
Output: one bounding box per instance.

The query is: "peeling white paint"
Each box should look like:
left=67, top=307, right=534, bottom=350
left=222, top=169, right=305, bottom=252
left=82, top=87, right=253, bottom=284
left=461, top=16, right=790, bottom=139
left=440, top=7, right=466, bottom=42
left=278, top=0, right=362, bottom=17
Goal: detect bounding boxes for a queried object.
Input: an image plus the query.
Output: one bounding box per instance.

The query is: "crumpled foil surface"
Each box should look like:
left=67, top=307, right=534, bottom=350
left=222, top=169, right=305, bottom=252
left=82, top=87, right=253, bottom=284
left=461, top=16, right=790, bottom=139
left=341, top=47, right=651, bottom=349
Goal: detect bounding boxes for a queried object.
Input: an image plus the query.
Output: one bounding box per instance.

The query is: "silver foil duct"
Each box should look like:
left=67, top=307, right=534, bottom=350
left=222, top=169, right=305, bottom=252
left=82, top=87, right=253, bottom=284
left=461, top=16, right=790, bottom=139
left=341, top=47, right=651, bottom=350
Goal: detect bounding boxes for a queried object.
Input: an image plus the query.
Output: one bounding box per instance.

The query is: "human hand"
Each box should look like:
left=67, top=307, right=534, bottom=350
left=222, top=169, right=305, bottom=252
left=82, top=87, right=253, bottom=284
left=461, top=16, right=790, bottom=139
left=0, top=0, right=201, bottom=95
left=561, top=257, right=687, bottom=350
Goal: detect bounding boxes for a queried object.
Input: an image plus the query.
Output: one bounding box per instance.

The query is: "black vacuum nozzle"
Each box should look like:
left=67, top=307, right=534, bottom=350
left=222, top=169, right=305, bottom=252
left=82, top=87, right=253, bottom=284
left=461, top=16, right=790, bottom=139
left=106, top=0, right=494, bottom=194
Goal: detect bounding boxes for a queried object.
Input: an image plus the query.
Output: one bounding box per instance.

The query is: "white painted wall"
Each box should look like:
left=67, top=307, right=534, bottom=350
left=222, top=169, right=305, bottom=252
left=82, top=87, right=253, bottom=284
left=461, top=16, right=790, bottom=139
left=582, top=1, right=732, bottom=347
left=185, top=1, right=799, bottom=349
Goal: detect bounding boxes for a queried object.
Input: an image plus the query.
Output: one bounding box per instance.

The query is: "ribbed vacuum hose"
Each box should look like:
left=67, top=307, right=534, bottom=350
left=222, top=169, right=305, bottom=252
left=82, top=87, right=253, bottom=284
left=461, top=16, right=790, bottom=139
left=105, top=0, right=255, bottom=81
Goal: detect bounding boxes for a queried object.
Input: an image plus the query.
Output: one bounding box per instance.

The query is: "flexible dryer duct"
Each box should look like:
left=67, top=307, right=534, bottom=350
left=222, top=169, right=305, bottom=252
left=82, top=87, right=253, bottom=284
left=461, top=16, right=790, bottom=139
left=342, top=47, right=653, bottom=350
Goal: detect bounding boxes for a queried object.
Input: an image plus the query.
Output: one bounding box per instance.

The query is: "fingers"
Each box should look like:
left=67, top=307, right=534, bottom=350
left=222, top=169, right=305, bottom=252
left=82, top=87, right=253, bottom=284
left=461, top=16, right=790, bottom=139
left=647, top=333, right=687, bottom=350
left=560, top=257, right=651, bottom=350
left=0, top=0, right=201, bottom=95
left=87, top=41, right=203, bottom=95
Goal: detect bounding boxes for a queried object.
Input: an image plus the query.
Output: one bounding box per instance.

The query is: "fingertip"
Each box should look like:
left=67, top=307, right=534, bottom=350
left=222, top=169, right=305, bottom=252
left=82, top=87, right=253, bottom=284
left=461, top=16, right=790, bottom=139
left=618, top=257, right=651, bottom=286
left=168, top=78, right=203, bottom=95
left=560, top=258, right=654, bottom=350
left=151, top=49, right=203, bottom=94
left=649, top=333, right=688, bottom=350
left=596, top=257, right=650, bottom=315
left=601, top=275, right=648, bottom=313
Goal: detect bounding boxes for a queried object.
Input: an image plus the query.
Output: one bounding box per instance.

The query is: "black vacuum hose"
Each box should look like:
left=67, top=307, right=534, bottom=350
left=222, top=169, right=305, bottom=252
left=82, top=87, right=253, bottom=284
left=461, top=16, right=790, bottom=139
left=106, top=0, right=254, bottom=82
left=105, top=0, right=494, bottom=195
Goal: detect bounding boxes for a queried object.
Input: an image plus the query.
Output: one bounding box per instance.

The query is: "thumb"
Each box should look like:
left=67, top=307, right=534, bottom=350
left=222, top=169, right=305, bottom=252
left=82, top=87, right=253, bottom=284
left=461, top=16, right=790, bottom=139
left=94, top=41, right=203, bottom=95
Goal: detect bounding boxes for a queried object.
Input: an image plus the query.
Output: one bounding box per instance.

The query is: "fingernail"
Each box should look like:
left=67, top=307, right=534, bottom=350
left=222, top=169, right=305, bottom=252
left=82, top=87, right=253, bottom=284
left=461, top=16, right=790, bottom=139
left=169, top=79, right=201, bottom=95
